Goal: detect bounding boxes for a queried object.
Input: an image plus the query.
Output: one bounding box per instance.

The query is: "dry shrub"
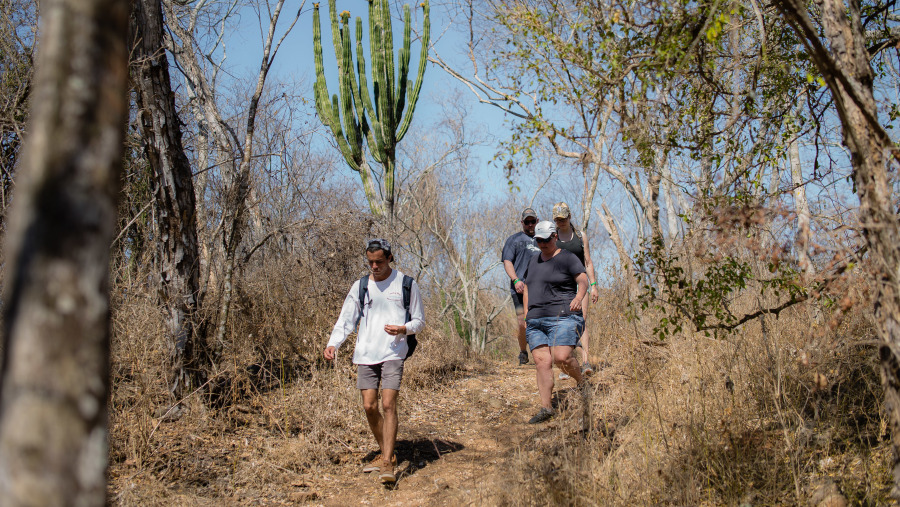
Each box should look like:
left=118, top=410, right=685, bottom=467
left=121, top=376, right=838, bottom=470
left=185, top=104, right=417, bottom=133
left=107, top=208, right=479, bottom=502
left=109, top=262, right=170, bottom=470
left=512, top=268, right=891, bottom=505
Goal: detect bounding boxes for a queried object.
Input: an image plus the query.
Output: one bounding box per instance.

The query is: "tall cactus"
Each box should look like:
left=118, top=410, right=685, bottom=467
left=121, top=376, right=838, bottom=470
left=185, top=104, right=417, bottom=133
left=313, top=0, right=430, bottom=219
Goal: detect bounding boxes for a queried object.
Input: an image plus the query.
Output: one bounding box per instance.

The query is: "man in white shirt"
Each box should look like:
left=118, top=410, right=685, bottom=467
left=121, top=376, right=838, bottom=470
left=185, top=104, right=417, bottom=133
left=323, top=238, right=425, bottom=484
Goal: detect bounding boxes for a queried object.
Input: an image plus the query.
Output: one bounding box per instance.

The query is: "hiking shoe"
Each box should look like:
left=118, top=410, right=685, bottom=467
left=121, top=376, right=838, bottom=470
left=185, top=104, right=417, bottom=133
left=559, top=372, right=571, bottom=380
left=518, top=350, right=529, bottom=365
left=379, top=458, right=396, bottom=484
left=581, top=362, right=594, bottom=377
left=528, top=407, right=556, bottom=424
left=362, top=453, right=396, bottom=473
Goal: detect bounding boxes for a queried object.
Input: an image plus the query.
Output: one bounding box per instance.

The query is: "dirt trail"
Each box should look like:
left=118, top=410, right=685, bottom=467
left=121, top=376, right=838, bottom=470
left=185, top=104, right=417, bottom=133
left=110, top=359, right=597, bottom=506
left=313, top=361, right=581, bottom=506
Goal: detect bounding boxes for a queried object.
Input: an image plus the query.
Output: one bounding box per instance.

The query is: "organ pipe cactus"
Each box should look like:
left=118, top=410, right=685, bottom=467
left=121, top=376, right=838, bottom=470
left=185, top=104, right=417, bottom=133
left=313, top=0, right=430, bottom=219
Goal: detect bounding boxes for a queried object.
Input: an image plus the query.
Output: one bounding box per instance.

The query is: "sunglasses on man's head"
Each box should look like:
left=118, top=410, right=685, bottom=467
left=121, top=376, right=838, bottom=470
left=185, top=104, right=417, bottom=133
left=366, top=238, right=391, bottom=251
left=523, top=219, right=537, bottom=225
left=535, top=236, right=552, bottom=243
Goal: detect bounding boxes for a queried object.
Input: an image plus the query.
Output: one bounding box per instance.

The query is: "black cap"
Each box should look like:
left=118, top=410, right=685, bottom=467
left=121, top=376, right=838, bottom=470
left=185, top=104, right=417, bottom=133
left=521, top=207, right=537, bottom=220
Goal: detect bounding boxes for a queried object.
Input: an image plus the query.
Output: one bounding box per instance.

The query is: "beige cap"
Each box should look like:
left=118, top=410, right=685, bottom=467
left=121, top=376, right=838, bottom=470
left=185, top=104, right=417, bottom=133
left=552, top=202, right=571, bottom=219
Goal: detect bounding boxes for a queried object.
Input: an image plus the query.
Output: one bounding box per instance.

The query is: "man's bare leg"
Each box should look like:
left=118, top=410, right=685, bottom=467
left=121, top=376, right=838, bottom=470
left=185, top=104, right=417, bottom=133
left=380, top=389, right=399, bottom=463
left=516, top=308, right=528, bottom=355
left=361, top=389, right=383, bottom=453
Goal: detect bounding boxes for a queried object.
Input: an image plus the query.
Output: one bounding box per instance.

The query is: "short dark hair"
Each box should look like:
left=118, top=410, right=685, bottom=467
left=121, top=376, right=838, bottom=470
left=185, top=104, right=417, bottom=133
left=365, top=238, right=393, bottom=260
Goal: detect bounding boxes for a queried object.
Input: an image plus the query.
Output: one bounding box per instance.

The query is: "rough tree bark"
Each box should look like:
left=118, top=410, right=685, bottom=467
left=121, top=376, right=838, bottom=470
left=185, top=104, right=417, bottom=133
left=777, top=0, right=900, bottom=496
left=0, top=0, right=129, bottom=501
left=130, top=0, right=208, bottom=405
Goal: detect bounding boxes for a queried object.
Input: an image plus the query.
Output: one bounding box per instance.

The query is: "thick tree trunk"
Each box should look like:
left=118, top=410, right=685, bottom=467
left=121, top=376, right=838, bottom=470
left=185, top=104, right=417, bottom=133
left=778, top=0, right=900, bottom=496
left=130, top=0, right=208, bottom=404
left=0, top=0, right=129, bottom=500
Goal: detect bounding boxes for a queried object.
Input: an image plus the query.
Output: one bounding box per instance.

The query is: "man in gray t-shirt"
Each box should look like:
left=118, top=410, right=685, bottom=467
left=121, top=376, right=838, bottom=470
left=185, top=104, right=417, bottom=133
left=502, top=207, right=541, bottom=365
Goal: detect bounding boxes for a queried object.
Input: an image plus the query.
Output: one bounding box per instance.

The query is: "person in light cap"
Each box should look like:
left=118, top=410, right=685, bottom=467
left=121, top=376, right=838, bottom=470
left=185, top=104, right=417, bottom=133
left=501, top=207, right=541, bottom=365
left=552, top=202, right=599, bottom=376
left=521, top=220, right=589, bottom=424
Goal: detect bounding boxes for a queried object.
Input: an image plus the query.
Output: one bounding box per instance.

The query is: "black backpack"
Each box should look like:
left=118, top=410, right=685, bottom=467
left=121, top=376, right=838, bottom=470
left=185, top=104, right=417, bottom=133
left=354, top=274, right=418, bottom=358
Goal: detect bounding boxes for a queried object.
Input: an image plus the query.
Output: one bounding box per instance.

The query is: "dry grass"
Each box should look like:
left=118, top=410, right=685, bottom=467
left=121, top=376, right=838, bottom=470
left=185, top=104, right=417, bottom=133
left=106, top=217, right=496, bottom=504
left=107, top=214, right=890, bottom=505
left=511, top=270, right=891, bottom=506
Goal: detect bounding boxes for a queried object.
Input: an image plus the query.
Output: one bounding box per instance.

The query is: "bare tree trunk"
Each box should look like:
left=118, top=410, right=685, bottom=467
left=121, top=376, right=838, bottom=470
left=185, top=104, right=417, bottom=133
left=213, top=0, right=299, bottom=348
left=0, top=0, right=128, bottom=500
left=130, top=0, right=209, bottom=404
left=661, top=161, right=680, bottom=244
left=778, top=0, right=900, bottom=496
left=597, top=204, right=633, bottom=279
left=789, top=136, right=814, bottom=279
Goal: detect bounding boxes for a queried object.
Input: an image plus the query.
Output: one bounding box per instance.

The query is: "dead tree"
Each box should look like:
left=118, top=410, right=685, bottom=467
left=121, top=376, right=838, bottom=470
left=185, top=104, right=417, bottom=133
left=777, top=0, right=900, bottom=497
left=0, top=0, right=129, bottom=501
left=130, top=0, right=209, bottom=405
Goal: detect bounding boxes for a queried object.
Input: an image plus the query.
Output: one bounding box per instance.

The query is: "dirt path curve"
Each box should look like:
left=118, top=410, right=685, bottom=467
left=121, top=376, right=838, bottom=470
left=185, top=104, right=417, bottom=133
left=313, top=360, right=571, bottom=506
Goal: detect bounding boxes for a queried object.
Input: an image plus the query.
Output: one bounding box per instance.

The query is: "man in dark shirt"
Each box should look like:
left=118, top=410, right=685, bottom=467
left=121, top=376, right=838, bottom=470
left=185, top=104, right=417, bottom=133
left=502, top=207, right=541, bottom=365
left=522, top=220, right=589, bottom=424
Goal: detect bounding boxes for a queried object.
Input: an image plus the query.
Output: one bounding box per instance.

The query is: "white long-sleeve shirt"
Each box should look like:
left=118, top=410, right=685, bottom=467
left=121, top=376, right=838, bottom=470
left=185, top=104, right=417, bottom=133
left=327, top=269, right=425, bottom=365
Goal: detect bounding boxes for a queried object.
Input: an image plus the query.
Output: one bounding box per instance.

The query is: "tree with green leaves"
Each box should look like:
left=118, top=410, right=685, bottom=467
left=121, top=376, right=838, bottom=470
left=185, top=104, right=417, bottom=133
left=312, top=0, right=430, bottom=221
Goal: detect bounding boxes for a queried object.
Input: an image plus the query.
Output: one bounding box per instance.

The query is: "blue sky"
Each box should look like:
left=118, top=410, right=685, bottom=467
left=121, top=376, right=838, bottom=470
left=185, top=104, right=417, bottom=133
left=222, top=0, right=519, bottom=193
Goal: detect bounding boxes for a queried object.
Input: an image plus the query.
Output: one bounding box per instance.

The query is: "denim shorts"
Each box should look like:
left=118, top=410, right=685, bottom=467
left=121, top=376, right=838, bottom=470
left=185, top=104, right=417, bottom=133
left=357, top=359, right=405, bottom=390
left=526, top=314, right=584, bottom=350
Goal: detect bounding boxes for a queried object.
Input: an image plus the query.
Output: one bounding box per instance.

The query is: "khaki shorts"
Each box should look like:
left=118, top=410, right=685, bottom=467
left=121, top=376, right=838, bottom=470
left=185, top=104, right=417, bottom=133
left=357, top=359, right=405, bottom=390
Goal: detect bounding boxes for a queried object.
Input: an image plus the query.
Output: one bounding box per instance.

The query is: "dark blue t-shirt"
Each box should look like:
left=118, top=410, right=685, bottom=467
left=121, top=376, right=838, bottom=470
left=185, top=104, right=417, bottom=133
left=501, top=231, right=540, bottom=290
left=523, top=249, right=586, bottom=319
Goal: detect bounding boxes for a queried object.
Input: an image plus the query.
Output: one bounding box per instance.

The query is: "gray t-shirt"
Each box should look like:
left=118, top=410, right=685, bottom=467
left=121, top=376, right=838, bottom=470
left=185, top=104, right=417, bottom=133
left=501, top=231, right=540, bottom=290
left=523, top=249, right=586, bottom=319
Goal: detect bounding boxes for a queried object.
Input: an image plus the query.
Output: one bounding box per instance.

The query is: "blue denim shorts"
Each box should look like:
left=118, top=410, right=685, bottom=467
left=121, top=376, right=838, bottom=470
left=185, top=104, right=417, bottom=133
left=525, top=314, right=584, bottom=350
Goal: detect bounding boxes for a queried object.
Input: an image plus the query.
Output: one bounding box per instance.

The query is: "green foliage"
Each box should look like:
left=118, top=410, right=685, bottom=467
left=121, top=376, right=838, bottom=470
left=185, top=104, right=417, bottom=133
left=312, top=0, right=430, bottom=217
left=632, top=236, right=806, bottom=340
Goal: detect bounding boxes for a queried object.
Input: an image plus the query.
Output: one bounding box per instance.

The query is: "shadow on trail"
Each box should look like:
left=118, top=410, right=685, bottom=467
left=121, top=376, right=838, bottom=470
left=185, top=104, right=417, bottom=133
left=363, top=438, right=464, bottom=483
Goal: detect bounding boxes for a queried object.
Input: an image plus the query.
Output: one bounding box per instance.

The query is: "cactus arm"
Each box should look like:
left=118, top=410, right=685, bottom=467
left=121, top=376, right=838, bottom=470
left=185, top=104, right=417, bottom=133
left=396, top=0, right=429, bottom=142
left=330, top=95, right=362, bottom=171
left=354, top=17, right=384, bottom=161
left=369, top=0, right=392, bottom=155
left=395, top=5, right=411, bottom=128
left=312, top=4, right=332, bottom=127
left=347, top=16, right=368, bottom=141
left=314, top=4, right=359, bottom=171
left=379, top=0, right=396, bottom=135
left=328, top=0, right=344, bottom=72
left=338, top=21, right=362, bottom=163
left=367, top=0, right=381, bottom=123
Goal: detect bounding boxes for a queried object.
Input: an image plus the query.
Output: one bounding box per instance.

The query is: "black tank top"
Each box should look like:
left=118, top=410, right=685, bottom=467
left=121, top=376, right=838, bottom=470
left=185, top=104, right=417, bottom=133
left=556, top=230, right=585, bottom=266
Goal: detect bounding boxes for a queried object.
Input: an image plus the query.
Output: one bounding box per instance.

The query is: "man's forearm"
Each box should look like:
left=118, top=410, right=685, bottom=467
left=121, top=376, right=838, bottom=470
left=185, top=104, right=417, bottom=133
left=503, top=260, right=519, bottom=282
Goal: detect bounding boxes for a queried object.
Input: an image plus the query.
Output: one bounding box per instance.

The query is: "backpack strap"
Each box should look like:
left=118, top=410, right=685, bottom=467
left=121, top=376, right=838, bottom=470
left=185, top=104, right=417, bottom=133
left=402, top=275, right=418, bottom=358
left=354, top=275, right=369, bottom=331
left=402, top=275, right=413, bottom=330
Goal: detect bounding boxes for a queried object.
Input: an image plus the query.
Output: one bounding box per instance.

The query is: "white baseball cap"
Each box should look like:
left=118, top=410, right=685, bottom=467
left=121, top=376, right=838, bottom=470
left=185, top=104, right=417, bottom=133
left=533, top=220, right=557, bottom=239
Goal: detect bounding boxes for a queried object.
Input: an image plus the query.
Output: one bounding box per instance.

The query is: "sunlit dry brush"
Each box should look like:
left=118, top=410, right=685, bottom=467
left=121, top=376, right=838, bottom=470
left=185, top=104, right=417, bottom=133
left=511, top=267, right=890, bottom=505
left=106, top=204, right=483, bottom=501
